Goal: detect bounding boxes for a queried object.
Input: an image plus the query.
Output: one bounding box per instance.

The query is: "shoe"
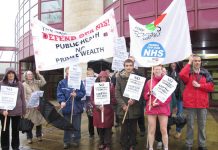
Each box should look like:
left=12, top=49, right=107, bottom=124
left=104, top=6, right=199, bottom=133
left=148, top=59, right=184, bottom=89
left=104, top=147, right=111, bottom=150
left=198, top=147, right=208, bottom=150
left=98, top=144, right=105, bottom=149
left=140, top=131, right=145, bottom=137
left=63, top=143, right=70, bottom=149
left=27, top=139, right=32, bottom=144
left=71, top=142, right=79, bottom=147
left=174, top=132, right=181, bottom=139
left=156, top=142, right=163, bottom=150
left=37, top=136, right=42, bottom=142
left=186, top=147, right=192, bottom=150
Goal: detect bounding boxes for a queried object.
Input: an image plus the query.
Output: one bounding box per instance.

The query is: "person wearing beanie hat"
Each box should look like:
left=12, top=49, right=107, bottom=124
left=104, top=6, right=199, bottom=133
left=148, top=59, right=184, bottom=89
left=90, top=71, right=116, bottom=150
left=0, top=67, right=26, bottom=150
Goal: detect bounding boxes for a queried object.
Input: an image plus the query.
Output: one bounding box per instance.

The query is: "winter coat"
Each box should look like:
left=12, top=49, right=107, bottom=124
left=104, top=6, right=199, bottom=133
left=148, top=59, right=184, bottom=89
left=0, top=68, right=26, bottom=116
left=90, top=84, right=116, bottom=128
left=179, top=64, right=214, bottom=108
left=115, top=69, right=141, bottom=119
left=57, top=79, right=86, bottom=115
left=23, top=72, right=46, bottom=126
left=144, top=76, right=171, bottom=116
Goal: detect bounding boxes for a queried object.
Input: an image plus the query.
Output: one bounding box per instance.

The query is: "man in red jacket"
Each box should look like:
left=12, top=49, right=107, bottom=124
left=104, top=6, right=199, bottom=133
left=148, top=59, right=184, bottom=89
left=179, top=54, right=214, bottom=150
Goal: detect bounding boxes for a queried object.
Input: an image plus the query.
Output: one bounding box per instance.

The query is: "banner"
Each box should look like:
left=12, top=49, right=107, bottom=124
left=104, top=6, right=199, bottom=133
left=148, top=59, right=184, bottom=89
left=68, top=65, right=82, bottom=89
left=31, top=9, right=118, bottom=71
left=129, top=0, right=192, bottom=67
left=0, top=86, right=18, bottom=110
left=152, top=75, right=177, bottom=103
left=112, top=37, right=129, bottom=71
left=123, top=74, right=146, bottom=100
left=94, top=82, right=110, bottom=105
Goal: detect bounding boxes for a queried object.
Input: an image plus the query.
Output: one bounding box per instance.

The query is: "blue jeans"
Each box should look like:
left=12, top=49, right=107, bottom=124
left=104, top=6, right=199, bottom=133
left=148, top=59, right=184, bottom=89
left=63, top=114, right=82, bottom=144
left=176, top=100, right=183, bottom=132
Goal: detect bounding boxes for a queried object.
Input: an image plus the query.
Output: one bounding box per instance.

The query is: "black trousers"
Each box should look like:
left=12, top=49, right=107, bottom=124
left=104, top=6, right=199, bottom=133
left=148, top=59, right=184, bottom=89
left=97, top=128, right=112, bottom=147
left=0, top=114, right=21, bottom=150
left=26, top=124, right=42, bottom=139
left=87, top=115, right=94, bottom=136
left=120, top=119, right=138, bottom=150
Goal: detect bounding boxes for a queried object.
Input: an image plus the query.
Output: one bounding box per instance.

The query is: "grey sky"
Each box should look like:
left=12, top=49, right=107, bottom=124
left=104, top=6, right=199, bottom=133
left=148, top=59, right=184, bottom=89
left=0, top=0, right=18, bottom=47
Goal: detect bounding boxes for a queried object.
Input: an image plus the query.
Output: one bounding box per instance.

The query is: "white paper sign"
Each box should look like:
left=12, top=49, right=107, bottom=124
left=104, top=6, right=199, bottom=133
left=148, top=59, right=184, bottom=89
left=85, top=77, right=96, bottom=96
left=123, top=74, right=146, bottom=100
left=94, top=82, right=110, bottom=105
left=0, top=86, right=18, bottom=110
left=112, top=37, right=129, bottom=71
left=68, top=65, right=82, bottom=89
left=27, top=91, right=44, bottom=108
left=152, top=75, right=178, bottom=103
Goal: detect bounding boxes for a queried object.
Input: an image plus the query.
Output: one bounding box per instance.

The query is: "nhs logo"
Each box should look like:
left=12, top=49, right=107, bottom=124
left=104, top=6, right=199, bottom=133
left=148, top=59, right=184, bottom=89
left=141, top=42, right=165, bottom=58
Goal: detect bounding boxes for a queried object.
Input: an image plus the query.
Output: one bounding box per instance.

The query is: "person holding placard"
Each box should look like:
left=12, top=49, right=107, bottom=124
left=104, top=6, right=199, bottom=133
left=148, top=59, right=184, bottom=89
left=23, top=70, right=46, bottom=144
left=83, top=68, right=96, bottom=138
left=144, top=65, right=172, bottom=150
left=179, top=55, right=214, bottom=150
left=57, top=67, right=86, bottom=149
left=115, top=59, right=141, bottom=150
left=0, top=67, right=26, bottom=150
left=90, top=71, right=116, bottom=150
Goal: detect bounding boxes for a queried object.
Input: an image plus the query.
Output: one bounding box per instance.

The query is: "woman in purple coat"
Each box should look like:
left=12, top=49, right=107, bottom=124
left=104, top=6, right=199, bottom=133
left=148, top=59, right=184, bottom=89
left=90, top=71, right=116, bottom=150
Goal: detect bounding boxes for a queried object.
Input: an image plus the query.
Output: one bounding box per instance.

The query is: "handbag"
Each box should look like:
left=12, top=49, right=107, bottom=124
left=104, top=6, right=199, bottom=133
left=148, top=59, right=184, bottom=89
left=18, top=118, right=34, bottom=133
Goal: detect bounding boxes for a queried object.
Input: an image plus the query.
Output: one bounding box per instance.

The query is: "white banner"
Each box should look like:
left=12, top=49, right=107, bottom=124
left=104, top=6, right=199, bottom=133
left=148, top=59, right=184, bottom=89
left=31, top=9, right=118, bottom=71
left=0, top=86, right=18, bottom=110
left=112, top=37, right=129, bottom=71
left=123, top=74, right=146, bottom=101
left=68, top=65, right=82, bottom=89
left=152, top=75, right=178, bottom=103
left=94, top=82, right=110, bottom=105
left=27, top=91, right=44, bottom=108
left=129, top=0, right=192, bottom=67
left=85, top=77, right=96, bottom=96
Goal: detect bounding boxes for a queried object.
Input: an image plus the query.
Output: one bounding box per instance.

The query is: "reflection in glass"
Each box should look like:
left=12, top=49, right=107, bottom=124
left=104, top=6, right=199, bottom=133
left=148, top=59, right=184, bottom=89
left=41, top=0, right=62, bottom=13
left=41, top=12, right=62, bottom=24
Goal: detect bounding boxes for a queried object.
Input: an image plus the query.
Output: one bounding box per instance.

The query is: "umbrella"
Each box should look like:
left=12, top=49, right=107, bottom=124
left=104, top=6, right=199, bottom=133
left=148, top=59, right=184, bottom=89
left=39, top=98, right=74, bottom=131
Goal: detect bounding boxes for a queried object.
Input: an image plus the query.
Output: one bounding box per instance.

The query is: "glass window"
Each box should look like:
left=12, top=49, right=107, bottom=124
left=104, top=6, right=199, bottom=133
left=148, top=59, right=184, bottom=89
left=24, top=21, right=30, bottom=34
left=41, top=0, right=62, bottom=13
left=30, top=4, right=38, bottom=19
left=24, top=1, right=30, bottom=13
left=20, top=26, right=24, bottom=37
left=20, top=7, right=23, bottom=18
left=0, top=63, right=16, bottom=74
left=31, top=0, right=38, bottom=7
left=41, top=12, right=62, bottom=24
left=20, top=16, right=24, bottom=27
left=0, top=51, right=15, bottom=62
left=24, top=12, right=29, bottom=23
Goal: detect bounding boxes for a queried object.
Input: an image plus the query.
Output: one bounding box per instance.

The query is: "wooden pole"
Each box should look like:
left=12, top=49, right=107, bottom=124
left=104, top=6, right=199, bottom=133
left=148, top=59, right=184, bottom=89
left=148, top=67, right=154, bottom=111
left=101, top=104, right=104, bottom=123
left=70, top=97, right=74, bottom=124
left=122, top=103, right=130, bottom=124
left=3, top=111, right=8, bottom=132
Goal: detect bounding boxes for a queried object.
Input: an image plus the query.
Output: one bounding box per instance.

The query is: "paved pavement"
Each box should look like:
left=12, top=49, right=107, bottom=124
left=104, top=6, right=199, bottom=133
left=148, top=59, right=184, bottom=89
left=3, top=108, right=218, bottom=150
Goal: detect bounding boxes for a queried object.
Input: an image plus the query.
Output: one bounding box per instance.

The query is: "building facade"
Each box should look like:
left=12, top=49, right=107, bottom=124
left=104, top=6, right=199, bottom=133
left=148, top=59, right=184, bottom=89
left=104, top=0, right=218, bottom=105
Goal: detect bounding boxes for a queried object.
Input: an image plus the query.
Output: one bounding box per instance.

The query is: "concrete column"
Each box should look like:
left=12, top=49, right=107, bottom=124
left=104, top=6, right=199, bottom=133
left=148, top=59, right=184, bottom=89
left=64, top=0, right=103, bottom=79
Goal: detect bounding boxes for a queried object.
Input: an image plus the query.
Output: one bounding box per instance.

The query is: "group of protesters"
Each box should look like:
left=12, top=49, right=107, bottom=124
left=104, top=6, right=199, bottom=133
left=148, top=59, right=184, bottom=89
left=0, top=54, right=214, bottom=150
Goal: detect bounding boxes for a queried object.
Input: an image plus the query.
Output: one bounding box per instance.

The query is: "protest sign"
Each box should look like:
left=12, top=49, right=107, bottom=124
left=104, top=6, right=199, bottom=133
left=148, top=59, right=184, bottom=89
left=27, top=91, right=44, bottom=108
left=112, top=37, right=129, bottom=71
left=85, top=77, right=96, bottom=96
left=31, top=9, right=118, bottom=71
left=0, top=86, right=18, bottom=110
left=123, top=74, right=146, bottom=100
left=94, top=82, right=110, bottom=105
left=68, top=65, right=82, bottom=89
left=129, top=0, right=192, bottom=67
left=152, top=75, right=178, bottom=103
